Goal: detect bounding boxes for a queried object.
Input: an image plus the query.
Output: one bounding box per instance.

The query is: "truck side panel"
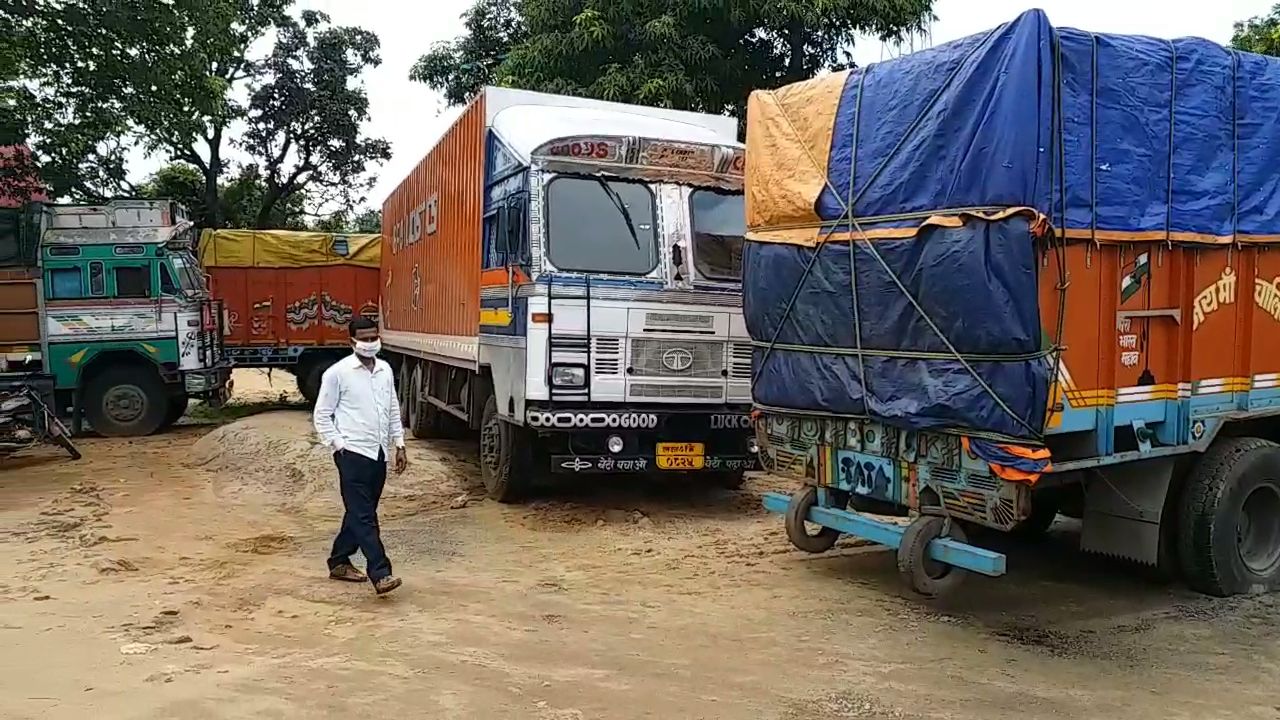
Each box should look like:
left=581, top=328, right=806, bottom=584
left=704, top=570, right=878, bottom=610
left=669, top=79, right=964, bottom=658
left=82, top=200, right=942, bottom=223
left=381, top=95, right=486, bottom=360
left=1036, top=241, right=1280, bottom=450
left=0, top=268, right=40, bottom=352
left=210, top=265, right=380, bottom=348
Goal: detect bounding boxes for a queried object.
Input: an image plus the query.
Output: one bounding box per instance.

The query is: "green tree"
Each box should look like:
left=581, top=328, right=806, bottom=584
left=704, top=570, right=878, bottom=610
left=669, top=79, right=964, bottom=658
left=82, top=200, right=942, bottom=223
left=137, top=162, right=208, bottom=221
left=412, top=0, right=933, bottom=122
left=5, top=1, right=389, bottom=228
left=352, top=209, right=382, bottom=233
left=138, top=161, right=309, bottom=229
left=2, top=0, right=192, bottom=200
left=243, top=10, right=392, bottom=228
left=410, top=0, right=526, bottom=106
left=310, top=207, right=381, bottom=233
left=1233, top=4, right=1280, bottom=55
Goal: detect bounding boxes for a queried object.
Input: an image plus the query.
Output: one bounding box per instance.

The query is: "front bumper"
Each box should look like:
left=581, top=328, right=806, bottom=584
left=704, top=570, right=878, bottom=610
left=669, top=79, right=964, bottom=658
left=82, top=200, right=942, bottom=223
left=528, top=404, right=759, bottom=474
left=184, top=365, right=233, bottom=404
left=550, top=453, right=757, bottom=475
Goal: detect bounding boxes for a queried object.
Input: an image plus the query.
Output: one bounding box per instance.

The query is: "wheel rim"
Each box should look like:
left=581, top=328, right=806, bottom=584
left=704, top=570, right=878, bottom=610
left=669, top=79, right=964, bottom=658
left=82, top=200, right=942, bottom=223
left=1237, top=481, right=1280, bottom=575
left=480, top=415, right=501, bottom=474
left=104, top=384, right=147, bottom=425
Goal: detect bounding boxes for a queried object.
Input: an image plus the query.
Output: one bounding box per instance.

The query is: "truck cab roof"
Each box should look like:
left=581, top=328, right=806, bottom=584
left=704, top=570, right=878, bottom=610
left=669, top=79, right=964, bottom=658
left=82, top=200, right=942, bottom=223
left=39, top=199, right=193, bottom=247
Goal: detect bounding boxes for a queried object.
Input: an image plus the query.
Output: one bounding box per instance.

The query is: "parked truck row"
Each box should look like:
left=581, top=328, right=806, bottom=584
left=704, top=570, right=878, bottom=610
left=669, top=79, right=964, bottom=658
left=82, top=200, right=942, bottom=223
left=5, top=18, right=1278, bottom=602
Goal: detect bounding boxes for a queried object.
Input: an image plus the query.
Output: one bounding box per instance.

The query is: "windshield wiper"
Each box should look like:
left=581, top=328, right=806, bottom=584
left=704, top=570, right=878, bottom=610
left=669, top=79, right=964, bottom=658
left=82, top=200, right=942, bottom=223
left=593, top=177, right=641, bottom=250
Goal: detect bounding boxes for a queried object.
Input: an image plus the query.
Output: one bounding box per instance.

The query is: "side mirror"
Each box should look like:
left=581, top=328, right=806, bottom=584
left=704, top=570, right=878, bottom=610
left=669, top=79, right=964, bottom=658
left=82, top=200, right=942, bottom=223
left=496, top=199, right=525, bottom=258
left=495, top=206, right=512, bottom=254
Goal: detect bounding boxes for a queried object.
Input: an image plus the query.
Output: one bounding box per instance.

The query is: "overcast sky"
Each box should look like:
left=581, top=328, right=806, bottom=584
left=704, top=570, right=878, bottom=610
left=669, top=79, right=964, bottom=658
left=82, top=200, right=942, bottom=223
left=158, top=0, right=1279, bottom=211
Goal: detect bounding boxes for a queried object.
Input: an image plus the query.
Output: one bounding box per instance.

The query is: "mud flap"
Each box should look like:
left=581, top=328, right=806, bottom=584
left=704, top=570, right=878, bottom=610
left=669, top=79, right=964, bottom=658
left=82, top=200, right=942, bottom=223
left=1080, top=457, right=1176, bottom=566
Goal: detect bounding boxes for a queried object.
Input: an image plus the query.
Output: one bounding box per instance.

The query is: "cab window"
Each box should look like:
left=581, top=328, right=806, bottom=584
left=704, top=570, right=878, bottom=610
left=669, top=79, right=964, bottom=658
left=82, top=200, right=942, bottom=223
left=47, top=267, right=83, bottom=299
left=89, top=261, right=105, bottom=296
left=160, top=263, right=179, bottom=295
left=114, top=265, right=151, bottom=299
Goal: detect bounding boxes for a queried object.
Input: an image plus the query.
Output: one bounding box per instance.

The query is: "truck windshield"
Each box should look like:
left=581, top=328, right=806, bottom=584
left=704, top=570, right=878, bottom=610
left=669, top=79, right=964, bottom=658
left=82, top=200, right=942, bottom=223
left=170, top=254, right=204, bottom=293
left=690, top=189, right=745, bottom=282
left=546, top=176, right=657, bottom=275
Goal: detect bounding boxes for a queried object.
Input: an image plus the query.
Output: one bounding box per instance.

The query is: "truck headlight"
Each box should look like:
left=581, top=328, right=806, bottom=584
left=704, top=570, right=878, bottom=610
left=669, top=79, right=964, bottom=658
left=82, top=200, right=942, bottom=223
left=551, top=365, right=586, bottom=388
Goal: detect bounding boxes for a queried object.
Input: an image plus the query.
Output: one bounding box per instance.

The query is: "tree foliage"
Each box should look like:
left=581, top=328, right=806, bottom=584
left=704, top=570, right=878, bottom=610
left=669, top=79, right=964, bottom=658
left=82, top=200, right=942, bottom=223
left=137, top=162, right=310, bottom=230
left=412, top=0, right=933, bottom=122
left=243, top=10, right=391, bottom=228
left=1233, top=4, right=1280, bottom=56
left=409, top=0, right=527, bottom=106
left=4, top=0, right=390, bottom=229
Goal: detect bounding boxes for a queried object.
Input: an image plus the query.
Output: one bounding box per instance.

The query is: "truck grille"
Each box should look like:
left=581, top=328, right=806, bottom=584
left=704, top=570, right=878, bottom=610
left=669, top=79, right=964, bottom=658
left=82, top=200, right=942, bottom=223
left=630, top=383, right=725, bottom=400
left=729, top=342, right=753, bottom=380
left=592, top=337, right=623, bottom=376
left=643, top=312, right=714, bottom=333
left=629, top=338, right=724, bottom=378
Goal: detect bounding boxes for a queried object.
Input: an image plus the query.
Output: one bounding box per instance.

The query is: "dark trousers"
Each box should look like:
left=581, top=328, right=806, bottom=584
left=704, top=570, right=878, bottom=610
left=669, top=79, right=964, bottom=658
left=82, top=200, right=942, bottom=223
left=327, top=448, right=392, bottom=583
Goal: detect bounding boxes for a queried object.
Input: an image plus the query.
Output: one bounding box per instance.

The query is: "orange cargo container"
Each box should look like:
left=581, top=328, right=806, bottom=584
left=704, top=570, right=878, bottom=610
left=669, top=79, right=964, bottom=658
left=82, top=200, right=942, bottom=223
left=198, top=229, right=381, bottom=402
left=380, top=96, right=486, bottom=351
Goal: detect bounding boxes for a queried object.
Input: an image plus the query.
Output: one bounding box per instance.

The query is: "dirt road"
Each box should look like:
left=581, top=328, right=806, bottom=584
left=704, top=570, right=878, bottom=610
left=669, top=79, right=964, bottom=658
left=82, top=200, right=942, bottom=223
left=1, top=371, right=1278, bottom=719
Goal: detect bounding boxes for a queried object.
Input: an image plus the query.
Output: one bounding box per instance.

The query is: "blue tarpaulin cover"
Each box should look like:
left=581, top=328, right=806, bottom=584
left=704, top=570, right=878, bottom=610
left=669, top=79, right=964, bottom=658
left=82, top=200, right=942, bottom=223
left=743, top=8, right=1280, bottom=440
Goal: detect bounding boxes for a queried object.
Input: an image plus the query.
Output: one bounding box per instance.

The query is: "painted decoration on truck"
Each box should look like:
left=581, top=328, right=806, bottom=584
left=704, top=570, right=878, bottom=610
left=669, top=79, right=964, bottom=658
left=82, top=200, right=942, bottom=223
left=1119, top=252, right=1149, bottom=303
left=46, top=307, right=177, bottom=340
left=284, top=292, right=355, bottom=331
left=1192, top=266, right=1237, bottom=330
left=1255, top=275, right=1280, bottom=322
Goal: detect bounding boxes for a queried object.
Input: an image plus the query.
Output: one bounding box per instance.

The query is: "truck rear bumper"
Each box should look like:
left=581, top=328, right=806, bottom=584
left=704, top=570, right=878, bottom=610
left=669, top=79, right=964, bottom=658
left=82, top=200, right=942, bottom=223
left=761, top=491, right=1007, bottom=577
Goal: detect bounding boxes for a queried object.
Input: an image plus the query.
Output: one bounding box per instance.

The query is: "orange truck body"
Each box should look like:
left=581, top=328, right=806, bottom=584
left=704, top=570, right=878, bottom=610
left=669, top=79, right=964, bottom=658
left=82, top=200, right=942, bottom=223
left=1044, top=243, right=1279, bottom=431
left=380, top=96, right=487, bottom=352
left=198, top=229, right=381, bottom=401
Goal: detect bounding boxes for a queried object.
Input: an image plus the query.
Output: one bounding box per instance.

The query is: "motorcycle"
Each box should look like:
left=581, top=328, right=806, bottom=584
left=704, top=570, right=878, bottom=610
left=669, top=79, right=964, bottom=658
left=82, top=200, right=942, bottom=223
left=0, top=374, right=81, bottom=461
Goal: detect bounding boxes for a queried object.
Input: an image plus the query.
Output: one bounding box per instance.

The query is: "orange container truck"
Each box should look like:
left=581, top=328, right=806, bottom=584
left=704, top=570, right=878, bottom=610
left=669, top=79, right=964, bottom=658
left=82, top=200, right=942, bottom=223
left=381, top=87, right=759, bottom=502
left=198, top=230, right=381, bottom=403
left=748, top=10, right=1280, bottom=598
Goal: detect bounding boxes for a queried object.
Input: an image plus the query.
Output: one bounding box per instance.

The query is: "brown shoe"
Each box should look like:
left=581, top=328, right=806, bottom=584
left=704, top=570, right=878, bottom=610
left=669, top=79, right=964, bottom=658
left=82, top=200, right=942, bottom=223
left=373, top=575, right=402, bottom=595
left=329, top=564, right=367, bottom=583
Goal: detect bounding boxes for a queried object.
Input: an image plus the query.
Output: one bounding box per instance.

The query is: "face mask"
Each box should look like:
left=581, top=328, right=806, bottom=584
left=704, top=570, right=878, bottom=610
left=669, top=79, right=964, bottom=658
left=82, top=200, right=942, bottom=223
left=353, top=339, right=381, bottom=358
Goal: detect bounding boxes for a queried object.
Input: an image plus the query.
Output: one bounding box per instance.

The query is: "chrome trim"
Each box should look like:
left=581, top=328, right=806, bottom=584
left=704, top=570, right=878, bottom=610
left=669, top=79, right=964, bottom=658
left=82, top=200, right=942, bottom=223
left=479, top=282, right=742, bottom=307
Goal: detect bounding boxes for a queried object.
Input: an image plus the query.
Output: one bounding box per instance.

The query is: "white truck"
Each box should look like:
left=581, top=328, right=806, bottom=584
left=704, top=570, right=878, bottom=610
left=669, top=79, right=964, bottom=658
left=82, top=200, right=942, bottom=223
left=380, top=88, right=757, bottom=500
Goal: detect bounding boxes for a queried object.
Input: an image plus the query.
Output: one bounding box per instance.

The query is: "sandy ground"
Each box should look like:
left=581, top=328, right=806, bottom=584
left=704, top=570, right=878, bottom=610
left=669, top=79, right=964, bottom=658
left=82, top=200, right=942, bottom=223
left=1, top=369, right=1279, bottom=719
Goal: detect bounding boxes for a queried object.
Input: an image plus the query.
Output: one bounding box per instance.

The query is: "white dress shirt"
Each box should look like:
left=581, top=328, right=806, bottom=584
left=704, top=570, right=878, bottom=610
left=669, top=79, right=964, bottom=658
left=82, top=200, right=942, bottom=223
left=313, top=354, right=405, bottom=461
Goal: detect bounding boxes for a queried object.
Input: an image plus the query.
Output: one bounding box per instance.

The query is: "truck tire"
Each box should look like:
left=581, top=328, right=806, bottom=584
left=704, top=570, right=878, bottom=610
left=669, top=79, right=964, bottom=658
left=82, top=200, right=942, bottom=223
left=1178, top=437, right=1280, bottom=596
left=161, top=394, right=189, bottom=430
left=408, top=364, right=447, bottom=439
left=84, top=366, right=167, bottom=437
left=297, top=361, right=329, bottom=406
left=397, top=361, right=411, bottom=427
left=478, top=394, right=532, bottom=503
left=897, top=514, right=969, bottom=598
left=1010, top=490, right=1059, bottom=539
left=784, top=485, right=841, bottom=553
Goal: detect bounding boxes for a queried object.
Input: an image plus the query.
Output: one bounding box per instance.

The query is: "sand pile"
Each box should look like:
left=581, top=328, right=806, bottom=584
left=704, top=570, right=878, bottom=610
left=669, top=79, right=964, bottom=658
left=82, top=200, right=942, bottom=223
left=189, top=410, right=483, bottom=511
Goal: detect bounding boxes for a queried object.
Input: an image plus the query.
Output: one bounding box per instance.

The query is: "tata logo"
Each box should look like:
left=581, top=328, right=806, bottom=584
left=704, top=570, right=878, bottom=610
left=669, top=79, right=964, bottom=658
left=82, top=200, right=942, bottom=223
left=661, top=347, right=694, bottom=372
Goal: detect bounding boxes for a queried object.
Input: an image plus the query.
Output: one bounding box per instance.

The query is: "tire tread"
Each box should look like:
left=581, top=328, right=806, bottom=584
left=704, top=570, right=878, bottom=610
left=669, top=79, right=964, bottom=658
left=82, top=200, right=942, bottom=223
left=1178, top=437, right=1277, bottom=596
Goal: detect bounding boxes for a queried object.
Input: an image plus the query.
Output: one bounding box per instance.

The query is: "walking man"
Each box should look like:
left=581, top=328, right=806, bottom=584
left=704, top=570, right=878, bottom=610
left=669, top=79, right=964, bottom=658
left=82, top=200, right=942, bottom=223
left=313, top=317, right=407, bottom=595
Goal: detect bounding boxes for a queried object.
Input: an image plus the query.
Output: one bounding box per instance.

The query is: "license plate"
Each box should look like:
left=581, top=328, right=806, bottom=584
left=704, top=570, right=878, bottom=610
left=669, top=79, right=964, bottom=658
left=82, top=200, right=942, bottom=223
left=656, top=442, right=705, bottom=471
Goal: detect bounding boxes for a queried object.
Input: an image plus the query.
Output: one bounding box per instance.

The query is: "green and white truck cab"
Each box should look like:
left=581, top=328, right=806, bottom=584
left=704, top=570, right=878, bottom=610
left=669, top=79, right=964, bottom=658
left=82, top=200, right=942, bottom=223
left=15, top=200, right=231, bottom=436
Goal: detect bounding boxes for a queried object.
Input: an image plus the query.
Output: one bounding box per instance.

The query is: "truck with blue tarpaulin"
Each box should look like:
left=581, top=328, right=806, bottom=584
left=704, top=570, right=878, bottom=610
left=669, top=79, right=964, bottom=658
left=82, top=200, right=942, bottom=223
left=746, top=8, right=1280, bottom=597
